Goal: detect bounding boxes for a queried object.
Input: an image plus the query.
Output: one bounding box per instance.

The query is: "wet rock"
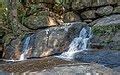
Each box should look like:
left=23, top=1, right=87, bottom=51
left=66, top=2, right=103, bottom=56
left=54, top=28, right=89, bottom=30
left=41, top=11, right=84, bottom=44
left=81, top=10, right=96, bottom=20
left=19, top=63, right=119, bottom=75
left=113, top=6, right=120, bottom=14
left=4, top=44, right=15, bottom=59
left=23, top=11, right=58, bottom=29
left=74, top=50, right=120, bottom=68
left=3, top=34, right=35, bottom=59
left=38, top=63, right=115, bottom=75
left=96, top=6, right=113, bottom=16
left=0, top=57, right=119, bottom=75
left=113, top=66, right=120, bottom=72
left=63, top=12, right=81, bottom=23
left=3, top=38, right=21, bottom=59
left=32, top=22, right=86, bottom=57
left=0, top=57, right=72, bottom=72
left=0, top=71, right=10, bottom=75
left=91, top=15, right=120, bottom=50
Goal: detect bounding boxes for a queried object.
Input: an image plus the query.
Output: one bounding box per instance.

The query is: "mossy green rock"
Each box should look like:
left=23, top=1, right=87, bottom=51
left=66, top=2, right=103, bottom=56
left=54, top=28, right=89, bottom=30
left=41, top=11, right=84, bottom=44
left=91, top=15, right=120, bottom=50
left=113, top=6, right=120, bottom=14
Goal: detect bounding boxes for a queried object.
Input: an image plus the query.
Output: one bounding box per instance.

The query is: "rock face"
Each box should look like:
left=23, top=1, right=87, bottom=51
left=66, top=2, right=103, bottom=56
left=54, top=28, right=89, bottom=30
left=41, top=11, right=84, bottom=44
left=3, top=38, right=21, bottom=59
left=23, top=11, right=58, bottom=29
left=32, top=22, right=86, bottom=57
left=96, top=6, right=113, bottom=16
left=63, top=12, right=81, bottom=23
left=74, top=50, right=120, bottom=68
left=4, top=22, right=87, bottom=59
left=91, top=15, right=120, bottom=50
left=72, top=0, right=118, bottom=10
left=2, top=0, right=120, bottom=64
left=0, top=57, right=119, bottom=75
left=3, top=34, right=35, bottom=59
left=5, top=63, right=118, bottom=75
left=38, top=64, right=119, bottom=75
left=81, top=10, right=96, bottom=19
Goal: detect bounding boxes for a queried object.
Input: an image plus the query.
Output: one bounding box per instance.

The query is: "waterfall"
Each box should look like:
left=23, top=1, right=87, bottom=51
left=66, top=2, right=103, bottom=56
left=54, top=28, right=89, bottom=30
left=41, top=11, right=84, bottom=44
left=5, top=34, right=33, bottom=62
left=56, top=26, right=92, bottom=60
left=19, top=35, right=31, bottom=61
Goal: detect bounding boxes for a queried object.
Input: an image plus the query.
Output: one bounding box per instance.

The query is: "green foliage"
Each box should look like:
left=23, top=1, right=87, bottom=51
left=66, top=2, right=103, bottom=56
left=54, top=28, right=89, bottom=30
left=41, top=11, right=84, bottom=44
left=3, top=33, right=14, bottom=46
left=92, top=25, right=120, bottom=45
left=0, top=1, right=6, bottom=18
left=92, top=25, right=119, bottom=36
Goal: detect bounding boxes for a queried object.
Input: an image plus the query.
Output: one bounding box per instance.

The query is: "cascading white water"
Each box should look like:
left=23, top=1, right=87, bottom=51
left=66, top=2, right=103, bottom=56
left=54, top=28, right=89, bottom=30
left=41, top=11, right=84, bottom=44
left=19, top=35, right=31, bottom=61
left=5, top=35, right=32, bottom=62
left=56, top=26, right=92, bottom=60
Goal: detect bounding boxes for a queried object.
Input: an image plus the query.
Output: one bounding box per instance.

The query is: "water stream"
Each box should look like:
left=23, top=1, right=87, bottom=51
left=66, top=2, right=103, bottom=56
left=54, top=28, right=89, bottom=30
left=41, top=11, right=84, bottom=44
left=5, top=34, right=33, bottom=62
left=56, top=26, right=92, bottom=60
left=19, top=35, right=31, bottom=61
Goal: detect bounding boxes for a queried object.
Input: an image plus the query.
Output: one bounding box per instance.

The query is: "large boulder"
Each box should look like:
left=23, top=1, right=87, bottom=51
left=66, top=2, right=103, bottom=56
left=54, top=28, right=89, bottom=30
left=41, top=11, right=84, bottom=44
left=23, top=11, right=58, bottom=30
left=3, top=38, right=21, bottom=59
left=96, top=6, right=113, bottom=16
left=63, top=12, right=81, bottom=23
left=91, top=15, right=120, bottom=50
left=32, top=22, right=86, bottom=57
left=81, top=10, right=96, bottom=20
left=72, top=0, right=117, bottom=10
left=3, top=22, right=87, bottom=59
left=74, top=50, right=120, bottom=68
left=3, top=33, right=35, bottom=59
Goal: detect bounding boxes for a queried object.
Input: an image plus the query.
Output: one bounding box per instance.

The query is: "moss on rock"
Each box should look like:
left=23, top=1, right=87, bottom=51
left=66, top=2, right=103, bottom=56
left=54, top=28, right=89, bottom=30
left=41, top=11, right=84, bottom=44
left=92, top=25, right=120, bottom=50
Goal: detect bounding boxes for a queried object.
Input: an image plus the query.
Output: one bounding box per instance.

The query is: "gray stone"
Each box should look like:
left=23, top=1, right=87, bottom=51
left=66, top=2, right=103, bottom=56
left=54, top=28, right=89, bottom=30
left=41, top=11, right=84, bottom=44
left=24, top=11, right=57, bottom=29
left=32, top=22, right=86, bottom=57
left=74, top=50, right=120, bottom=68
left=63, top=12, right=81, bottom=23
left=96, top=6, right=113, bottom=16
left=21, top=63, right=119, bottom=75
left=71, top=0, right=117, bottom=10
left=81, top=10, right=96, bottom=19
left=93, top=15, right=120, bottom=26
left=113, top=6, right=120, bottom=14
left=113, top=66, right=120, bottom=72
left=0, top=71, right=10, bottom=75
left=91, top=15, right=120, bottom=50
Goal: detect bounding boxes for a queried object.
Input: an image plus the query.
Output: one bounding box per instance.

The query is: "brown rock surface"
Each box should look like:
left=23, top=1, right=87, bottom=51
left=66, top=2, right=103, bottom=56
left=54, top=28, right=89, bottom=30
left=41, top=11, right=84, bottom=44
left=32, top=22, right=86, bottom=58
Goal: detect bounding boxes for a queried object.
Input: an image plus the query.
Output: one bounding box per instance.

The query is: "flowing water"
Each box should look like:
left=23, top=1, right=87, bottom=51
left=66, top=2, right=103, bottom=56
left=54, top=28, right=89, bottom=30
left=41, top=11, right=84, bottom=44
left=56, top=26, right=92, bottom=60
left=19, top=35, right=31, bottom=60
left=5, top=34, right=34, bottom=62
